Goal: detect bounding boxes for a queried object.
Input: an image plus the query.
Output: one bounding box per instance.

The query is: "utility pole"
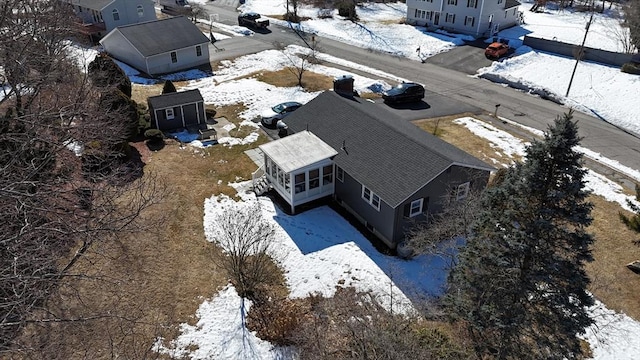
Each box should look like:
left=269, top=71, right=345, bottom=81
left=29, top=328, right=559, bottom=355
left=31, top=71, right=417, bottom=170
left=565, top=12, right=593, bottom=97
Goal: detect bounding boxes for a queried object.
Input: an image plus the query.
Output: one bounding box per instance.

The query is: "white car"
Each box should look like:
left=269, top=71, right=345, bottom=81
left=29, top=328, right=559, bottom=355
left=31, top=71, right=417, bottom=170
left=260, top=101, right=302, bottom=127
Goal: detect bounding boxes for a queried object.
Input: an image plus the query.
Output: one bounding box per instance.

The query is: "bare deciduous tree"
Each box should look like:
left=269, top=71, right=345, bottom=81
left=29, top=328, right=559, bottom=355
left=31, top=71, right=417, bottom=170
left=213, top=203, right=279, bottom=299
left=274, top=41, right=320, bottom=88
left=1, top=0, right=164, bottom=356
left=405, top=185, right=483, bottom=268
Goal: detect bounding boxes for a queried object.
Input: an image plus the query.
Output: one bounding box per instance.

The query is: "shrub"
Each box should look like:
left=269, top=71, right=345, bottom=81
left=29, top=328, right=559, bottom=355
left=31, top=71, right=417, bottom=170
left=337, top=1, right=357, bottom=20
left=621, top=62, right=640, bottom=75
left=247, top=297, right=309, bottom=346
left=317, top=8, right=333, bottom=19
left=284, top=11, right=300, bottom=23
left=88, top=54, right=132, bottom=97
left=144, top=129, right=164, bottom=141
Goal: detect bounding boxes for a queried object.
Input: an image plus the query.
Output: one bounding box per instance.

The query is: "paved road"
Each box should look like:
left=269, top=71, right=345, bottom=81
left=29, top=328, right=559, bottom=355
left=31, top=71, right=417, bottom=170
left=201, top=2, right=640, bottom=176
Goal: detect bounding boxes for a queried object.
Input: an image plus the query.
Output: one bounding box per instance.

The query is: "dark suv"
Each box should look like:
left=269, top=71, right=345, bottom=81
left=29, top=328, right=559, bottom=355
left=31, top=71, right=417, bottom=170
left=382, top=82, right=425, bottom=104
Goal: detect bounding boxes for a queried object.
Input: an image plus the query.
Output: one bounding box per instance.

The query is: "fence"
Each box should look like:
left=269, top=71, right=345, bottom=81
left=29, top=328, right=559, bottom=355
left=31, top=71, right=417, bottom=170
left=523, top=35, right=635, bottom=67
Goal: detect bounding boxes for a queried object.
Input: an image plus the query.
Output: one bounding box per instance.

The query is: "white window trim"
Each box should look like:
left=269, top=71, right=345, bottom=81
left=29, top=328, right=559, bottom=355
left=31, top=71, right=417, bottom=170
left=165, top=108, right=175, bottom=120
left=336, top=165, right=344, bottom=182
left=456, top=182, right=470, bottom=200
left=137, top=5, right=144, bottom=17
left=362, top=185, right=381, bottom=211
left=112, top=8, right=119, bottom=21
left=409, top=198, right=423, bottom=217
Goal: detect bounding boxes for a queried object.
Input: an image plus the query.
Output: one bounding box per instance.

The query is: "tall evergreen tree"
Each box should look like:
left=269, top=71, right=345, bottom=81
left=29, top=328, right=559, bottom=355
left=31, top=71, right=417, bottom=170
left=445, top=111, right=594, bottom=359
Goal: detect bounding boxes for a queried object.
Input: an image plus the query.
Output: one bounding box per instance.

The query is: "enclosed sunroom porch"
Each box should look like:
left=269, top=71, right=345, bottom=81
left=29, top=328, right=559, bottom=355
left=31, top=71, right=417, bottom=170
left=256, top=131, right=338, bottom=214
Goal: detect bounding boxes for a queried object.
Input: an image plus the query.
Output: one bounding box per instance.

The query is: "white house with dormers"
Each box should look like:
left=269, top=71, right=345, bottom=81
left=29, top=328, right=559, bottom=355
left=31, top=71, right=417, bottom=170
left=63, top=0, right=157, bottom=40
left=406, top=0, right=521, bottom=37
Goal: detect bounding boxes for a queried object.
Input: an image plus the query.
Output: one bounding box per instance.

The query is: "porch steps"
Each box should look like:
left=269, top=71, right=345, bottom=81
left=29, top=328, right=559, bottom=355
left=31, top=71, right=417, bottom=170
left=253, top=175, right=270, bottom=196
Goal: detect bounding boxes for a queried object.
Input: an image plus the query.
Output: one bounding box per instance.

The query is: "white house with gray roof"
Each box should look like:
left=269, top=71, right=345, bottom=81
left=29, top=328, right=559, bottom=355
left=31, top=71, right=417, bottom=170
left=406, top=0, right=521, bottom=37
left=100, top=16, right=210, bottom=75
left=63, top=0, right=157, bottom=39
left=254, top=91, right=494, bottom=249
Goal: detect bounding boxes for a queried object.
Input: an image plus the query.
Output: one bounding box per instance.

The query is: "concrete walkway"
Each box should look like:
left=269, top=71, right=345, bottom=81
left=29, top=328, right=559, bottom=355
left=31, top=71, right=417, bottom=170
left=244, top=147, right=264, bottom=168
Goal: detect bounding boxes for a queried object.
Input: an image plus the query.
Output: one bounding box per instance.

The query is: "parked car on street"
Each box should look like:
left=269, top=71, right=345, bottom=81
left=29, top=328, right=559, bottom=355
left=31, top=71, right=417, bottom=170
left=382, top=82, right=425, bottom=104
left=260, top=101, right=302, bottom=127
left=485, top=42, right=509, bottom=59
left=238, top=12, right=270, bottom=29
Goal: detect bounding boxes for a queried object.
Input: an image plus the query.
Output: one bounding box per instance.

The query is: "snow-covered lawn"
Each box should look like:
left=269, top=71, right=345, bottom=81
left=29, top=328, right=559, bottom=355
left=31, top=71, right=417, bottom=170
left=68, top=1, right=640, bottom=358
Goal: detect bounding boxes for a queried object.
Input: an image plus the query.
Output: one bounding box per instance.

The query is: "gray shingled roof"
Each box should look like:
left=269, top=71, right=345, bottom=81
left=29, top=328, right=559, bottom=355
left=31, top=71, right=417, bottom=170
left=71, top=0, right=114, bottom=10
left=284, top=92, right=493, bottom=208
left=505, top=0, right=521, bottom=9
left=115, top=16, right=209, bottom=57
left=148, top=89, right=203, bottom=109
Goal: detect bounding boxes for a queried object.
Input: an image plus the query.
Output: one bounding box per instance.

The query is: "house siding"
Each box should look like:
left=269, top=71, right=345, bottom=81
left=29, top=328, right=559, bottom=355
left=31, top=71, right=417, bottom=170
left=406, top=0, right=519, bottom=36
left=102, top=0, right=156, bottom=33
left=334, top=168, right=396, bottom=248
left=145, top=43, right=210, bottom=75
left=394, top=165, right=490, bottom=242
left=150, top=101, right=205, bottom=130
left=153, top=106, right=183, bottom=130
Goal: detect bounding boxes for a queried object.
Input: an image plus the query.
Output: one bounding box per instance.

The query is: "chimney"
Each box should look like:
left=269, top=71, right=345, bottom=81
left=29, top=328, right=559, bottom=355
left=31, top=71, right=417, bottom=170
left=333, top=75, right=355, bottom=96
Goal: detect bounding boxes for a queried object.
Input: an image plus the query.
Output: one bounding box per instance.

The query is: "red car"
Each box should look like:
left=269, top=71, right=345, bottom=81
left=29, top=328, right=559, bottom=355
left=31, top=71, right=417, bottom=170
left=485, top=42, right=509, bottom=59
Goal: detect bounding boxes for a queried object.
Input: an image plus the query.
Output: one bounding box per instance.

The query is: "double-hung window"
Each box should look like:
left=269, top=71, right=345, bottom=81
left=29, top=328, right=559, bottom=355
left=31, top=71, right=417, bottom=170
left=362, top=186, right=381, bottom=211
left=170, top=51, right=178, bottom=63
left=464, top=16, right=475, bottom=27
left=165, top=108, right=175, bottom=120
left=456, top=182, right=470, bottom=200
left=196, top=45, right=202, bottom=57
left=137, top=5, right=144, bottom=17
left=446, top=13, right=456, bottom=23
left=409, top=199, right=423, bottom=217
left=112, top=9, right=120, bottom=21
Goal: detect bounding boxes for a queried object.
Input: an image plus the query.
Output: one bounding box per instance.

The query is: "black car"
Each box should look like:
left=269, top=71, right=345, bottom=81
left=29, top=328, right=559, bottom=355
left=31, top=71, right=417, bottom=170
left=238, top=12, right=269, bottom=29
left=382, top=82, right=425, bottom=104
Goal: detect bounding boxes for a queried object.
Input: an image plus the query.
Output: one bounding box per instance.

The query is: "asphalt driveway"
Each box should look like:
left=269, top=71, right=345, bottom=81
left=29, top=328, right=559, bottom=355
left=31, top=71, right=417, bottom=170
left=424, top=39, right=495, bottom=75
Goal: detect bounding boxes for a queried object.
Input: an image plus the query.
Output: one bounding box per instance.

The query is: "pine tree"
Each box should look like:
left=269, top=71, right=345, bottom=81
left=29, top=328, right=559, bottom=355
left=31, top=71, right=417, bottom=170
left=162, top=80, right=177, bottom=94
left=445, top=111, right=594, bottom=359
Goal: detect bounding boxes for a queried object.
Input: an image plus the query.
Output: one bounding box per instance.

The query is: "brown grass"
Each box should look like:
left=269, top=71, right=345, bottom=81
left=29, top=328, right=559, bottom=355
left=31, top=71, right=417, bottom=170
left=413, top=115, right=525, bottom=165
left=130, top=83, right=164, bottom=104
left=254, top=68, right=334, bottom=92
left=42, top=113, right=271, bottom=357
left=587, top=196, right=640, bottom=319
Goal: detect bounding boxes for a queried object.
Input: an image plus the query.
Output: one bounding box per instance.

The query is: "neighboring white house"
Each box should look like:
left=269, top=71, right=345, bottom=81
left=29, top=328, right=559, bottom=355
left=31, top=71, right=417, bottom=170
left=406, top=0, right=521, bottom=37
left=100, top=16, right=210, bottom=76
left=63, top=0, right=157, bottom=40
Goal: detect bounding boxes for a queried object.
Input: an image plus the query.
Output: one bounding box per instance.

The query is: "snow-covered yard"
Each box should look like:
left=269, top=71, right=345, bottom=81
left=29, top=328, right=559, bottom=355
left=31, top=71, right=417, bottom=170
left=103, top=1, right=640, bottom=358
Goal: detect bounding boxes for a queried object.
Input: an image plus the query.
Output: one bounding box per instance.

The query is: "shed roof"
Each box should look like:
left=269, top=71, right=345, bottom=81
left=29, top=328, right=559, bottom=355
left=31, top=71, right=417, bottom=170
left=283, top=91, right=493, bottom=208
left=111, top=16, right=209, bottom=57
left=260, top=131, right=338, bottom=173
left=148, top=89, right=204, bottom=109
